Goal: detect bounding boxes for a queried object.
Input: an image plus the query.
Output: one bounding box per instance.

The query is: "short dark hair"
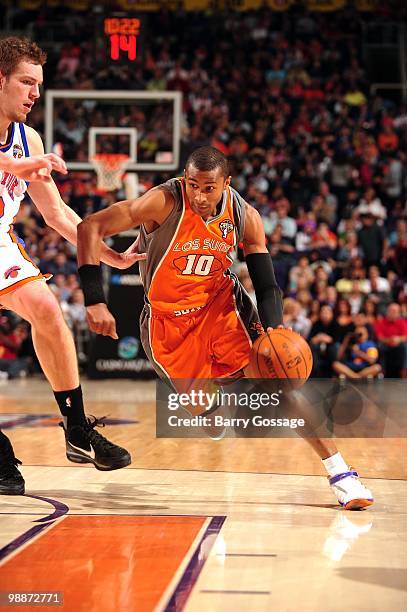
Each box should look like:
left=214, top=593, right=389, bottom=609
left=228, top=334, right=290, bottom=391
left=0, top=37, right=46, bottom=78
left=186, top=146, right=229, bottom=178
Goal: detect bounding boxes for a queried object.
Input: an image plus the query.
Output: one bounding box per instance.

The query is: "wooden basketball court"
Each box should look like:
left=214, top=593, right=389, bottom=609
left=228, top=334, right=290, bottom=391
left=1, top=378, right=406, bottom=611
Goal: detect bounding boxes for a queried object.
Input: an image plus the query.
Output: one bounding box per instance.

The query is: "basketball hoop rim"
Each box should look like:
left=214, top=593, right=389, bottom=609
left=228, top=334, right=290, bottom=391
left=91, top=154, right=131, bottom=192
left=91, top=153, right=130, bottom=170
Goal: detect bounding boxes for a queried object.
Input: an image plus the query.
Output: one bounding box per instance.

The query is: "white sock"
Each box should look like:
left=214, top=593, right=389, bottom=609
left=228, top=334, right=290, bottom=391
left=322, top=452, right=349, bottom=478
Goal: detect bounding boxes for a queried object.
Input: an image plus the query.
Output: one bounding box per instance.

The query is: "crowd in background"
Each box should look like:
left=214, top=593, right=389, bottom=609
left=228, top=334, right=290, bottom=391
left=0, top=6, right=406, bottom=379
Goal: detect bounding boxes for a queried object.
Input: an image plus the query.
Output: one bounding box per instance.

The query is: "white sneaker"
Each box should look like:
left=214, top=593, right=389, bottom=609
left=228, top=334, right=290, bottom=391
left=329, top=469, right=374, bottom=510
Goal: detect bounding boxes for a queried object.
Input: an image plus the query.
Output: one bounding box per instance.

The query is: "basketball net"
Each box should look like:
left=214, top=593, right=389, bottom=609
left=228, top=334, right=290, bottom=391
left=91, top=154, right=130, bottom=192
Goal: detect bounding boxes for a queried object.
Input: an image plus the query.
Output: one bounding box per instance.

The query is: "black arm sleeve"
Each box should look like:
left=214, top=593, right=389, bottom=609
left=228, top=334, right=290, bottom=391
left=78, top=264, right=106, bottom=307
left=245, top=252, right=283, bottom=329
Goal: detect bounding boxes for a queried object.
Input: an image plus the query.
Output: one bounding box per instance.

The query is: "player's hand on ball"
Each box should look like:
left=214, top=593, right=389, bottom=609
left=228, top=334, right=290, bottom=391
left=266, top=325, right=293, bottom=334
left=86, top=303, right=118, bottom=339
left=263, top=325, right=292, bottom=355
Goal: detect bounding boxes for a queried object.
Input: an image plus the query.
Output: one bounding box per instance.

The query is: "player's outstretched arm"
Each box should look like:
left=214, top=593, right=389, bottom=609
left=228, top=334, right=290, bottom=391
left=77, top=187, right=173, bottom=339
left=242, top=203, right=283, bottom=331
left=0, top=150, right=67, bottom=181
left=77, top=187, right=172, bottom=265
left=25, top=127, right=143, bottom=270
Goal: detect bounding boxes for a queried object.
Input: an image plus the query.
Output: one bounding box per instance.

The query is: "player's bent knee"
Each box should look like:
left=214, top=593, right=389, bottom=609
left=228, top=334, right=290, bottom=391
left=19, top=293, right=65, bottom=329
left=34, top=306, right=66, bottom=331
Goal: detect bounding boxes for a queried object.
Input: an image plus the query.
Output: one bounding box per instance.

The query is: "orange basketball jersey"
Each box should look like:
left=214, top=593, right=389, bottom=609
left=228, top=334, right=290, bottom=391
left=139, top=178, right=246, bottom=314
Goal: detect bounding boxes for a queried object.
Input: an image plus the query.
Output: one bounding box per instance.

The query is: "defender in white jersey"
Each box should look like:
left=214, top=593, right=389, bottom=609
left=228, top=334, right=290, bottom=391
left=0, top=123, right=56, bottom=294
left=0, top=37, right=145, bottom=495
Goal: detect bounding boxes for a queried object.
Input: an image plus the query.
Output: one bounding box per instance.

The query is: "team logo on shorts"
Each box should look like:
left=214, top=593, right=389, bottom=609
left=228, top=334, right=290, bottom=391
left=219, top=219, right=234, bottom=239
left=250, top=321, right=264, bottom=336
left=13, top=144, right=23, bottom=159
left=4, top=266, right=21, bottom=279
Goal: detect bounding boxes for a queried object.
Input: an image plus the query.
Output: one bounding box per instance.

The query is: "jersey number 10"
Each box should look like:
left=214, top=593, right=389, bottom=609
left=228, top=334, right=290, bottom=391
left=181, top=254, right=214, bottom=276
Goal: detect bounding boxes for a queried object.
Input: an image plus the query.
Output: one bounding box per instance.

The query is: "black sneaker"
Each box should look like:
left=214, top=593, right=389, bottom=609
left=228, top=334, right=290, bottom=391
left=59, top=416, right=131, bottom=471
left=0, top=431, right=25, bottom=495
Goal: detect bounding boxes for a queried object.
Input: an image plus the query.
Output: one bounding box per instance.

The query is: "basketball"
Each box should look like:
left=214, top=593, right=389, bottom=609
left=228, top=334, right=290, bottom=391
left=247, top=329, right=313, bottom=387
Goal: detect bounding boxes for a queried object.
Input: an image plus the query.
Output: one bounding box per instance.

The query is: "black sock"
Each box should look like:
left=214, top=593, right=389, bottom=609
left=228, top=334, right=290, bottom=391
left=0, top=429, right=12, bottom=447
left=54, top=386, right=86, bottom=428
left=0, top=429, right=17, bottom=460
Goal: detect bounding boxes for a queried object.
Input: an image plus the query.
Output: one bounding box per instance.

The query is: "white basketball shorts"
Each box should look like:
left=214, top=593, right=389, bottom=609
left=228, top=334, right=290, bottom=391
left=0, top=231, right=50, bottom=299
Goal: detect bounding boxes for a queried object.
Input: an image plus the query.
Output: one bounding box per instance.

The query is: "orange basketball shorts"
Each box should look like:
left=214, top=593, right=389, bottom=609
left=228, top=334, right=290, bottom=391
left=140, top=277, right=261, bottom=381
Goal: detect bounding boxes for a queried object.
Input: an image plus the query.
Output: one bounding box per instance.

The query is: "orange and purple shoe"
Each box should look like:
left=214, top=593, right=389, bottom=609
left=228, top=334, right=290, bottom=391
left=329, top=469, right=373, bottom=510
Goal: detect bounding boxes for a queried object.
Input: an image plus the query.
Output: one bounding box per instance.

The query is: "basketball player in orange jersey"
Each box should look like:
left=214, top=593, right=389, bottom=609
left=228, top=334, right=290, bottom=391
left=77, top=146, right=373, bottom=510
left=0, top=37, right=146, bottom=496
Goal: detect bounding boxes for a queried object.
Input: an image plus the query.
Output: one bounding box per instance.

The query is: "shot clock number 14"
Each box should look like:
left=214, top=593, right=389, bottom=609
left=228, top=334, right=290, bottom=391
left=104, top=18, right=141, bottom=61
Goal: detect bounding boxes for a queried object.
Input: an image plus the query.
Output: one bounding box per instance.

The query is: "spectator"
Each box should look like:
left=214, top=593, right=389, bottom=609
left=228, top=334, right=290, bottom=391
left=297, top=289, right=313, bottom=317
left=333, top=325, right=382, bottom=379
left=309, top=304, right=341, bottom=377
left=386, top=238, right=407, bottom=279
left=288, top=255, right=314, bottom=292
left=65, top=290, right=90, bottom=364
left=348, top=281, right=365, bottom=315
left=0, top=319, right=31, bottom=379
left=283, top=298, right=312, bottom=339
left=373, top=303, right=407, bottom=378
left=356, top=188, right=387, bottom=224
left=41, top=252, right=77, bottom=278
left=310, top=265, right=329, bottom=296
left=337, top=231, right=363, bottom=263
left=335, top=298, right=354, bottom=341
left=311, top=222, right=337, bottom=258
left=389, top=219, right=407, bottom=247
left=367, top=277, right=393, bottom=316
left=362, top=299, right=379, bottom=327
left=344, top=87, right=367, bottom=107
left=146, top=68, right=167, bottom=91
left=309, top=300, right=321, bottom=324
left=295, top=219, right=316, bottom=253
left=383, top=154, right=404, bottom=206
left=267, top=198, right=297, bottom=241
left=366, top=266, right=391, bottom=294
left=325, top=286, right=338, bottom=309
left=318, top=181, right=338, bottom=217
left=335, top=263, right=370, bottom=295
left=378, top=123, right=399, bottom=154
left=357, top=213, right=386, bottom=267
left=310, top=194, right=336, bottom=227
left=49, top=274, right=73, bottom=303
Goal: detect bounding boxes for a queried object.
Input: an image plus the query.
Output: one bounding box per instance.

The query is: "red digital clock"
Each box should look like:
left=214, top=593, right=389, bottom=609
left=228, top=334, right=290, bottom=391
left=104, top=18, right=141, bottom=61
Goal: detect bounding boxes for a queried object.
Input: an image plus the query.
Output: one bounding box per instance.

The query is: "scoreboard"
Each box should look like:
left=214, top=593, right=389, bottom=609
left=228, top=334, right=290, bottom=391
left=103, top=17, right=141, bottom=61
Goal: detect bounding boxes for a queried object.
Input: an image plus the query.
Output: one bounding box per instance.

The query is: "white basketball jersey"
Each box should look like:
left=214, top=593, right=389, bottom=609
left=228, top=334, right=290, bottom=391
left=0, top=123, right=30, bottom=246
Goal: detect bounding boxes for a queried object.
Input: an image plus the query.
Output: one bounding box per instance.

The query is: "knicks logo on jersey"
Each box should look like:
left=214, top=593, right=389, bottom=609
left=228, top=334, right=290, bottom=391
left=13, top=144, right=23, bottom=159
left=4, top=266, right=21, bottom=279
